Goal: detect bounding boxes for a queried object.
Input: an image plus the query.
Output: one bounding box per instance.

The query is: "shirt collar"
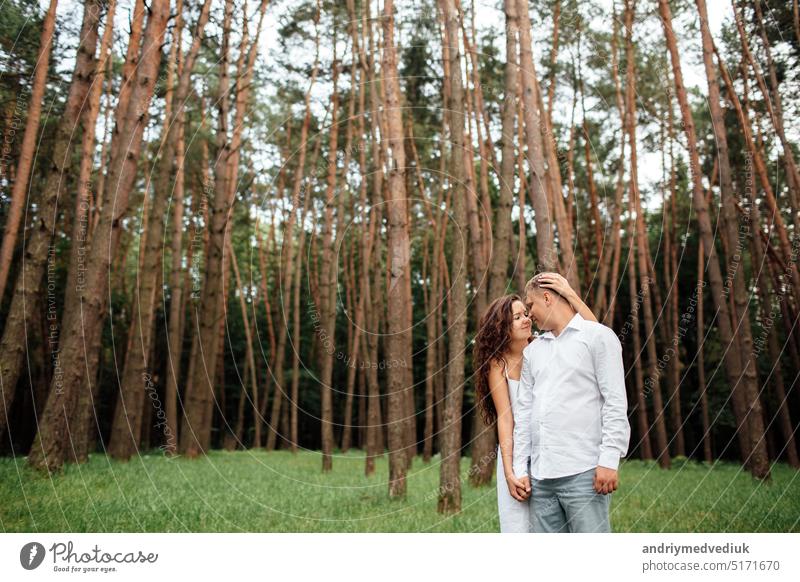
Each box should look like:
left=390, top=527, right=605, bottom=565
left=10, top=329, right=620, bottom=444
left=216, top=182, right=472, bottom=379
left=537, top=312, right=584, bottom=340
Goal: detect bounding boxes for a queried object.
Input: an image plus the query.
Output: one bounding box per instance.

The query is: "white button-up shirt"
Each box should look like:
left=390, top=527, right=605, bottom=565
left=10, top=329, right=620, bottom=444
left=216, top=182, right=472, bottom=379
left=511, top=312, right=630, bottom=480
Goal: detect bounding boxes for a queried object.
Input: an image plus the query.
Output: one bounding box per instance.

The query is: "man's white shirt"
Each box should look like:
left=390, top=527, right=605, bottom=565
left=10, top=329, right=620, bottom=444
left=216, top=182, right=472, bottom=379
left=511, top=312, right=631, bottom=480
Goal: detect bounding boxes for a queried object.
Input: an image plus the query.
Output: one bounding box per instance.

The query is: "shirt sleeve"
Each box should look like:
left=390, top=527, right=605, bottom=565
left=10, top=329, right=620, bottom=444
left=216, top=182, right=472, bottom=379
left=512, top=345, right=534, bottom=477
left=593, top=326, right=631, bottom=471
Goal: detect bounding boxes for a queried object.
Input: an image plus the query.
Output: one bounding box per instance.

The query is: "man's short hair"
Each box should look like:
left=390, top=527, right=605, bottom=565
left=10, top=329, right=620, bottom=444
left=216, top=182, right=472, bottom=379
left=524, top=274, right=545, bottom=297
left=524, top=272, right=565, bottom=301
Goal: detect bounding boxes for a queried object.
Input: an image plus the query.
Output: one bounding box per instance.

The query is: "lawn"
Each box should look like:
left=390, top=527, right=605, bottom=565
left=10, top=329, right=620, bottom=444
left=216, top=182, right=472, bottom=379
left=1, top=450, right=798, bottom=532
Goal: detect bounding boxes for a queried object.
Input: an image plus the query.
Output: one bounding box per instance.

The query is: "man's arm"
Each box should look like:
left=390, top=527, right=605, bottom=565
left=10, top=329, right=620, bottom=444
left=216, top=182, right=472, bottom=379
left=592, top=326, right=631, bottom=471
left=511, top=345, right=534, bottom=479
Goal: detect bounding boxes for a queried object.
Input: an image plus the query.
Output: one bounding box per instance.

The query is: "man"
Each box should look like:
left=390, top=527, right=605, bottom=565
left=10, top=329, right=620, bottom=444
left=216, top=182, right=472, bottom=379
left=511, top=274, right=631, bottom=533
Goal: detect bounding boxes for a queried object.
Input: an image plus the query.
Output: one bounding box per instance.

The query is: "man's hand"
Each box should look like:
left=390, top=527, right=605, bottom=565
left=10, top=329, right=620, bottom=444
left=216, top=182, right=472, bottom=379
left=517, top=476, right=531, bottom=500
left=506, top=473, right=531, bottom=501
left=593, top=466, right=618, bottom=495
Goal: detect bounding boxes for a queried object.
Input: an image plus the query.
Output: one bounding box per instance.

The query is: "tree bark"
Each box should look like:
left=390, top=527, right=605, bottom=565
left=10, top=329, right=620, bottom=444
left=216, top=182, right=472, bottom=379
left=179, top=0, right=270, bottom=457
left=381, top=0, right=412, bottom=495
left=0, top=0, right=103, bottom=442
left=363, top=0, right=385, bottom=477
left=515, top=0, right=556, bottom=270
left=735, top=0, right=800, bottom=236
left=748, top=192, right=800, bottom=469
left=164, top=22, right=190, bottom=455
left=661, top=0, right=769, bottom=479
left=468, top=0, right=521, bottom=484
left=228, top=237, right=260, bottom=447
left=627, top=0, right=670, bottom=469
left=340, top=5, right=365, bottom=455
left=71, top=0, right=118, bottom=464
left=28, top=0, right=170, bottom=473
left=595, top=5, right=625, bottom=324
left=108, top=0, right=212, bottom=460
left=289, top=173, right=315, bottom=453
left=437, top=0, right=468, bottom=514
left=461, top=29, right=494, bottom=488
left=0, top=0, right=59, bottom=304
left=626, top=211, right=653, bottom=461
left=696, top=238, right=713, bottom=463
left=664, top=108, right=685, bottom=457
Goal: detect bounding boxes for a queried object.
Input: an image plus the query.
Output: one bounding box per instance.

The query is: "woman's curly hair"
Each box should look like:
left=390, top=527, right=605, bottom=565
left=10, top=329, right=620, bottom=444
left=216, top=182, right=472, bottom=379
left=473, top=294, right=529, bottom=426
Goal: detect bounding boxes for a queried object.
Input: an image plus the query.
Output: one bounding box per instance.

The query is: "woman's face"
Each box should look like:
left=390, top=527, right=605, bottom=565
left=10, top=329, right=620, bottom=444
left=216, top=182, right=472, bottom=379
left=510, top=300, right=532, bottom=341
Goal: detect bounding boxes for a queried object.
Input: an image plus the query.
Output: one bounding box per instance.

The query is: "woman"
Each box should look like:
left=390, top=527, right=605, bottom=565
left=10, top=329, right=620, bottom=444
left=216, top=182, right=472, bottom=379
left=473, top=272, right=598, bottom=532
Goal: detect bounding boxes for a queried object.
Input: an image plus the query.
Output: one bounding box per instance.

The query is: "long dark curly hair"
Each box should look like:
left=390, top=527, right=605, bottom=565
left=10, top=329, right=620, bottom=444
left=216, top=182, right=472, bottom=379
left=473, top=294, right=529, bottom=426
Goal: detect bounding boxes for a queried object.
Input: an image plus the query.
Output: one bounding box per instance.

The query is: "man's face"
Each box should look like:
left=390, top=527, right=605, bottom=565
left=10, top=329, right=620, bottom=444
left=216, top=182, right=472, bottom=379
left=525, top=288, right=552, bottom=331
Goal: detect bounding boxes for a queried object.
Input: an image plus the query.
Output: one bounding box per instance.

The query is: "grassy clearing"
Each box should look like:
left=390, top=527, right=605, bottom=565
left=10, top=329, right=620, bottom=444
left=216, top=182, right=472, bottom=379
left=1, top=450, right=798, bottom=532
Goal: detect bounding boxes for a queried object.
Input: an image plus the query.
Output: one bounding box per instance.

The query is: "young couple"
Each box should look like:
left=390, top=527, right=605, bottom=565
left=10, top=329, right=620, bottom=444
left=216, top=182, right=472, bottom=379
left=474, top=272, right=631, bottom=533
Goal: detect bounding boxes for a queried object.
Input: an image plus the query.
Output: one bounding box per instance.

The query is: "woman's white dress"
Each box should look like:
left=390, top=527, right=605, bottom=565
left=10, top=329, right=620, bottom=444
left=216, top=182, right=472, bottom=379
left=496, top=366, right=532, bottom=532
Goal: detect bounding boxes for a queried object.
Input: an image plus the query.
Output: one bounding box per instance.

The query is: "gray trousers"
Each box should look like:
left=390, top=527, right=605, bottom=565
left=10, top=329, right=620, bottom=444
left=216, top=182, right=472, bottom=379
left=530, top=467, right=611, bottom=533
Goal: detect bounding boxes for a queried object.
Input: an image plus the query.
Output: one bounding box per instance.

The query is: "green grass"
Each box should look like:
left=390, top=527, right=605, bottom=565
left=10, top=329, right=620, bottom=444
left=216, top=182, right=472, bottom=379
left=1, top=450, right=798, bottom=532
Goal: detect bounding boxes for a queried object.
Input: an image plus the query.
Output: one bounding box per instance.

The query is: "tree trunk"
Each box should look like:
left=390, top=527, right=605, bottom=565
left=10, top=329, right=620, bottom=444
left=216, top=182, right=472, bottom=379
left=0, top=0, right=103, bottom=442
left=381, top=0, right=412, bottom=495
left=696, top=238, right=713, bottom=463
left=663, top=93, right=686, bottom=457
left=228, top=236, right=260, bottom=447
left=437, top=0, right=468, bottom=514
left=179, top=0, right=269, bottom=457
left=626, top=212, right=653, bottom=461
left=164, top=37, right=190, bottom=455
left=515, top=0, right=555, bottom=270
left=468, top=0, right=521, bottom=484
left=596, top=5, right=625, bottom=324
left=537, top=49, right=578, bottom=291
left=28, top=0, right=170, bottom=473
left=287, top=150, right=316, bottom=452
left=411, top=123, right=440, bottom=465
left=514, top=93, right=527, bottom=295
left=108, top=0, right=212, bottom=460
left=0, top=0, right=59, bottom=304
left=661, top=0, right=769, bottom=479
left=626, top=0, right=670, bottom=469
left=748, top=194, right=800, bottom=469
left=462, top=31, right=494, bottom=488
left=254, top=226, right=277, bottom=448
left=735, top=0, right=800, bottom=236
left=339, top=29, right=363, bottom=454
left=316, top=40, right=341, bottom=471
left=491, top=0, right=518, bottom=303
left=67, top=1, right=118, bottom=465
left=363, top=0, right=385, bottom=477
left=695, top=0, right=756, bottom=463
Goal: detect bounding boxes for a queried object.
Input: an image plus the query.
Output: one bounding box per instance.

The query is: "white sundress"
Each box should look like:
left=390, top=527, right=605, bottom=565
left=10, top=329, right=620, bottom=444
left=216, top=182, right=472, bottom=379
left=496, top=363, right=532, bottom=533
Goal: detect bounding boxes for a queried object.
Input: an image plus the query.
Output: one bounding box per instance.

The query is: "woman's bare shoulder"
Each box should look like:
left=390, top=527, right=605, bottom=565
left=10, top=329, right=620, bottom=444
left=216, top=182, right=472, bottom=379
left=487, top=357, right=504, bottom=373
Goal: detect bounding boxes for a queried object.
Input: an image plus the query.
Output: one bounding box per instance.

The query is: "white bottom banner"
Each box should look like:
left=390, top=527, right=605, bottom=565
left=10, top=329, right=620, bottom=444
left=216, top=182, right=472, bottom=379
left=1, top=533, right=798, bottom=581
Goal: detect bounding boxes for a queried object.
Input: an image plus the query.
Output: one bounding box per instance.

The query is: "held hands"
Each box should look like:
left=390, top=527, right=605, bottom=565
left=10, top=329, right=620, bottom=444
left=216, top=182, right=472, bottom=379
left=593, top=466, right=619, bottom=495
left=506, top=473, right=531, bottom=501
left=507, top=468, right=617, bottom=498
